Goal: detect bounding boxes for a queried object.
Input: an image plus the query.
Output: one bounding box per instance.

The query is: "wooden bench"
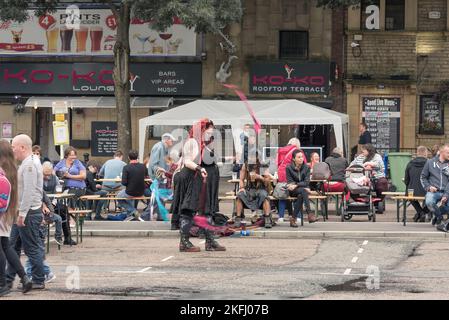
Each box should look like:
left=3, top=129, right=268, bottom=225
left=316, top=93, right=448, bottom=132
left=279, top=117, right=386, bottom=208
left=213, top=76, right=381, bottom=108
left=391, top=195, right=426, bottom=226
left=218, top=194, right=328, bottom=225
left=68, top=209, right=92, bottom=244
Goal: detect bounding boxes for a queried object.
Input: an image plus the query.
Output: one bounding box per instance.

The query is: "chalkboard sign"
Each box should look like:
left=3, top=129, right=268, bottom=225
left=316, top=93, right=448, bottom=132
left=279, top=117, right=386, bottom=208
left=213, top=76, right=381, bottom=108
left=362, top=97, right=401, bottom=155
left=91, top=122, right=118, bottom=157
left=419, top=96, right=444, bottom=135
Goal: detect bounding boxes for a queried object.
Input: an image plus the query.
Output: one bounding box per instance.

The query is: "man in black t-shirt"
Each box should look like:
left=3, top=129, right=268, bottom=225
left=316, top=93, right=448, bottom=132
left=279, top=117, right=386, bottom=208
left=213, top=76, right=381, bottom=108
left=358, top=122, right=372, bottom=145
left=117, top=150, right=151, bottom=221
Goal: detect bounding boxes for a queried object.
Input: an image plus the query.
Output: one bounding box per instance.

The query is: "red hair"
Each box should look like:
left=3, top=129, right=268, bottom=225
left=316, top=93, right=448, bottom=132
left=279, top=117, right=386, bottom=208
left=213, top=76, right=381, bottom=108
left=188, top=118, right=214, bottom=162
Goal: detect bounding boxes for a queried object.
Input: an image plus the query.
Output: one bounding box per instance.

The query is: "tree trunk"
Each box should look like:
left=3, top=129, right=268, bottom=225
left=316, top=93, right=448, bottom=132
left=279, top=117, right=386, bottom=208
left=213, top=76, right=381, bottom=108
left=113, top=3, right=131, bottom=159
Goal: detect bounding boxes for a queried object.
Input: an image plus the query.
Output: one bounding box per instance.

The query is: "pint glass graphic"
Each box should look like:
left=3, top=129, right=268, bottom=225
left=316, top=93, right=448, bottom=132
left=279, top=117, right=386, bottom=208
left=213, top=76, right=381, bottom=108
left=60, top=27, right=73, bottom=52
left=46, top=27, right=59, bottom=52
left=90, top=27, right=103, bottom=52
left=75, top=27, right=88, bottom=52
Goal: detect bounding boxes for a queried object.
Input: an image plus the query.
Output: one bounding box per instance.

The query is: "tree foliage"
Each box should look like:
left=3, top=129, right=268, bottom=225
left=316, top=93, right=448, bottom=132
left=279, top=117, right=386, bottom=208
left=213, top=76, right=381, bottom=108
left=316, top=0, right=363, bottom=9
left=0, top=0, right=243, bottom=33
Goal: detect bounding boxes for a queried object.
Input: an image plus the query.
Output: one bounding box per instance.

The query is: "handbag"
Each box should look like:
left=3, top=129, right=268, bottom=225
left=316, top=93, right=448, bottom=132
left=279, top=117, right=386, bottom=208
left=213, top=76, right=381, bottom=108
left=273, top=182, right=289, bottom=199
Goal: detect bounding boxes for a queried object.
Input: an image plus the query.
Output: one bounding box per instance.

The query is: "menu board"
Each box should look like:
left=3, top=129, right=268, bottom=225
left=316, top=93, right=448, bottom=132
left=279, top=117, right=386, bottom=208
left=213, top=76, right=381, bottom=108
left=420, top=96, right=444, bottom=135
left=362, top=97, right=401, bottom=155
left=91, top=121, right=117, bottom=157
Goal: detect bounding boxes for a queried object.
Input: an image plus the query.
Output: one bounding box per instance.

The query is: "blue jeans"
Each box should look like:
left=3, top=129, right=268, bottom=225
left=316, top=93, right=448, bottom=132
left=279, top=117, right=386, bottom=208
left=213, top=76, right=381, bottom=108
left=45, top=213, right=63, bottom=240
left=25, top=260, right=51, bottom=278
left=425, top=192, right=449, bottom=219
left=117, top=190, right=139, bottom=216
left=87, top=190, right=108, bottom=216
left=6, top=210, right=46, bottom=285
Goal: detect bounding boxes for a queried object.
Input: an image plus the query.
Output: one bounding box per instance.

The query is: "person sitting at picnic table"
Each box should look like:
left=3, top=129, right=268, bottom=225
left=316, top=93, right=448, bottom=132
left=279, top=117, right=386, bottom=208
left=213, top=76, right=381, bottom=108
left=420, top=143, right=449, bottom=227
left=42, top=161, right=76, bottom=245
left=350, top=144, right=388, bottom=203
left=117, top=150, right=151, bottom=222
left=98, top=150, right=127, bottom=193
left=85, top=161, right=107, bottom=221
left=235, top=151, right=273, bottom=229
left=287, top=149, right=318, bottom=226
left=276, top=138, right=307, bottom=223
left=405, top=146, right=430, bottom=223
left=54, top=146, right=87, bottom=212
left=308, top=152, right=320, bottom=173
left=324, top=147, right=348, bottom=194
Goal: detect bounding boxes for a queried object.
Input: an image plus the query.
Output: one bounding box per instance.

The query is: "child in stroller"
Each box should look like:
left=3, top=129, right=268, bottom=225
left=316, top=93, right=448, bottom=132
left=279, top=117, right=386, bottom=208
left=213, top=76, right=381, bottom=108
left=342, top=164, right=383, bottom=221
left=349, top=144, right=387, bottom=213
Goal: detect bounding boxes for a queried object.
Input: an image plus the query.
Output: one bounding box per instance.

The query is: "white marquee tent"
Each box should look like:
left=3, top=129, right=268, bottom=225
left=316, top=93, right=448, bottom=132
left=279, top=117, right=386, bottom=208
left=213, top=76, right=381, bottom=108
left=138, top=99, right=349, bottom=162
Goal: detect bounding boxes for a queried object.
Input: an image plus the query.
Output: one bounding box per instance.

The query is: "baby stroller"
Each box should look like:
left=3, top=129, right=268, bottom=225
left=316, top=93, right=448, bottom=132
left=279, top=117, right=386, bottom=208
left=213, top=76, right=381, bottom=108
left=341, top=165, right=379, bottom=222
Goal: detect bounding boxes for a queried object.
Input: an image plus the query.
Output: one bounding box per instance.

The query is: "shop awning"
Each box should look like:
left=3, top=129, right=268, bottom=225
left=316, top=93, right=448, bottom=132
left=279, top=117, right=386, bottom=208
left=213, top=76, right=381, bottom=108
left=25, top=96, right=173, bottom=109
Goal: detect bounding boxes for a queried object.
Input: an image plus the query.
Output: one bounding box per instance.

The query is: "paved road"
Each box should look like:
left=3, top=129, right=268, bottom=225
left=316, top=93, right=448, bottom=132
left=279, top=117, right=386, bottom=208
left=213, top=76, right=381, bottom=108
left=3, top=236, right=449, bottom=300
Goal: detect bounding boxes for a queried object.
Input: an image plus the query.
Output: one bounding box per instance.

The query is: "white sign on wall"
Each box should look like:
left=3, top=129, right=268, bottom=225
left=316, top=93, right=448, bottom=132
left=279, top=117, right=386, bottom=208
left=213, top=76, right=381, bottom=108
left=0, top=9, right=196, bottom=56
left=365, top=5, right=380, bottom=30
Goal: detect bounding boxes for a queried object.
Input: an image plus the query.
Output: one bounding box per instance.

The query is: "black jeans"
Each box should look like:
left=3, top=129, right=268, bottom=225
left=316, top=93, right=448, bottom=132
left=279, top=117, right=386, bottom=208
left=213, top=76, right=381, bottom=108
left=411, top=201, right=430, bottom=216
left=290, top=187, right=311, bottom=219
left=0, top=237, right=26, bottom=287
left=6, top=210, right=45, bottom=285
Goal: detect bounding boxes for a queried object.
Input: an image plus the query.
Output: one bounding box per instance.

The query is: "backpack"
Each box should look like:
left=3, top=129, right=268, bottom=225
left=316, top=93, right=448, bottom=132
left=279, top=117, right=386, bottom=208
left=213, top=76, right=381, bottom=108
left=273, top=183, right=289, bottom=199
left=0, top=169, right=11, bottom=214
left=311, top=162, right=331, bottom=181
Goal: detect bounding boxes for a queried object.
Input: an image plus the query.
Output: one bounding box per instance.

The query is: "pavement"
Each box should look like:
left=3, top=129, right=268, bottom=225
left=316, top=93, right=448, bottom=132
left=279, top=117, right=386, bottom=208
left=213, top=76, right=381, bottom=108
left=78, top=220, right=447, bottom=239
left=4, top=177, right=446, bottom=301
left=70, top=177, right=446, bottom=239
left=3, top=236, right=449, bottom=300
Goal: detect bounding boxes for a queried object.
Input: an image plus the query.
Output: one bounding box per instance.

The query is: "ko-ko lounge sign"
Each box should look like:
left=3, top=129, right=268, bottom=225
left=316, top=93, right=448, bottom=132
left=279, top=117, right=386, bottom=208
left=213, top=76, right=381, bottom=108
left=250, top=62, right=330, bottom=94
left=0, top=62, right=202, bottom=96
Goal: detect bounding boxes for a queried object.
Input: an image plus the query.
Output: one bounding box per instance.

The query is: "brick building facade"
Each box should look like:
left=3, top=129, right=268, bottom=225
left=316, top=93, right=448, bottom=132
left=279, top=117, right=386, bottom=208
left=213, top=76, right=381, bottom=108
left=345, top=0, right=449, bottom=155
left=0, top=0, right=342, bottom=162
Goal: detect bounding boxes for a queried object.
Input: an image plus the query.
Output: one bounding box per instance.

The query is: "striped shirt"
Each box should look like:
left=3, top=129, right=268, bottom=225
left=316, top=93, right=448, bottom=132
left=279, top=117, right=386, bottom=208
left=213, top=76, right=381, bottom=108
left=350, top=153, right=385, bottom=180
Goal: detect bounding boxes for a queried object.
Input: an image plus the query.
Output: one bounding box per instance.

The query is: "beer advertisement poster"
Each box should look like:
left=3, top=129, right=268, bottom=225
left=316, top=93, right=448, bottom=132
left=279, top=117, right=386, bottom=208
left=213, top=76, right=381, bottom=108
left=0, top=9, right=196, bottom=56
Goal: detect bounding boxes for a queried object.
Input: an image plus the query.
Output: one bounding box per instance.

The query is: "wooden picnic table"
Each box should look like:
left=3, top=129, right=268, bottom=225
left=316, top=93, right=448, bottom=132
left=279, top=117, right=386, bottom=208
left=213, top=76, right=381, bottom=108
left=95, top=178, right=152, bottom=183
left=46, top=193, right=76, bottom=199
left=45, top=193, right=75, bottom=253
left=391, top=195, right=426, bottom=226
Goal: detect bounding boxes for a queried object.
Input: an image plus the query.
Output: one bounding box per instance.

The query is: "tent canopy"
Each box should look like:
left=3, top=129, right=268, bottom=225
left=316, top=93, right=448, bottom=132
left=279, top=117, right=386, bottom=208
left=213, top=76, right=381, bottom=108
left=139, top=99, right=349, bottom=160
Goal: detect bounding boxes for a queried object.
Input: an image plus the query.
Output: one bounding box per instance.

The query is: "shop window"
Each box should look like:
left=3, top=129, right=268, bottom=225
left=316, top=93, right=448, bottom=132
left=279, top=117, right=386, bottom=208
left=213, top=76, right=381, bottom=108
left=279, top=31, right=308, bottom=59
left=385, top=0, right=405, bottom=30
left=361, top=0, right=380, bottom=30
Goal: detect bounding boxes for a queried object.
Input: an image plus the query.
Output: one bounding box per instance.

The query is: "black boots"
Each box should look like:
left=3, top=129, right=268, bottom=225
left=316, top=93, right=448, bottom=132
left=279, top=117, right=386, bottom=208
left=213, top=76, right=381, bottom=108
left=205, top=230, right=226, bottom=251
left=234, top=216, right=242, bottom=228
left=264, top=215, right=272, bottom=228
left=20, top=275, right=32, bottom=294
left=179, top=234, right=201, bottom=252
left=3, top=275, right=32, bottom=295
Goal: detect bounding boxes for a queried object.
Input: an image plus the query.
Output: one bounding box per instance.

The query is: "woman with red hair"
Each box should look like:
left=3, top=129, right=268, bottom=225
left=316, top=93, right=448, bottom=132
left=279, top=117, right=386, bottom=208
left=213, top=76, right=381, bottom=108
left=173, top=118, right=225, bottom=252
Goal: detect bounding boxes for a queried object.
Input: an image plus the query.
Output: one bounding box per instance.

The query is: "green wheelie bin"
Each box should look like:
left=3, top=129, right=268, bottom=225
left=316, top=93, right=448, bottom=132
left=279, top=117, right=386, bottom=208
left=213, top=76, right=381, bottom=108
left=388, top=152, right=412, bottom=193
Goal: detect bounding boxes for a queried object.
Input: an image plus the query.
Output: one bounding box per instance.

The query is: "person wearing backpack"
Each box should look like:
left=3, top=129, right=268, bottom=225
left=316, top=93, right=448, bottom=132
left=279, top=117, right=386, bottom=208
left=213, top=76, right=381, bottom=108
left=0, top=139, right=32, bottom=296
left=287, top=149, right=318, bottom=226
left=324, top=147, right=349, bottom=193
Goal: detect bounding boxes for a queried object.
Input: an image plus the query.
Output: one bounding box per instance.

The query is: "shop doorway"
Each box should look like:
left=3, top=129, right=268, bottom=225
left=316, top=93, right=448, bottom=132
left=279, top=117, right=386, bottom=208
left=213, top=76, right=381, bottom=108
left=296, top=124, right=331, bottom=161
left=35, top=108, right=60, bottom=162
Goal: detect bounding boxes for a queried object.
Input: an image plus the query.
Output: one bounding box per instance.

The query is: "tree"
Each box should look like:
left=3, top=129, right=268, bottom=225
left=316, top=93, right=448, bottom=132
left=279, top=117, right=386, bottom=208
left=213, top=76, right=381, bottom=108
left=0, top=0, right=243, bottom=157
left=316, top=0, right=362, bottom=8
